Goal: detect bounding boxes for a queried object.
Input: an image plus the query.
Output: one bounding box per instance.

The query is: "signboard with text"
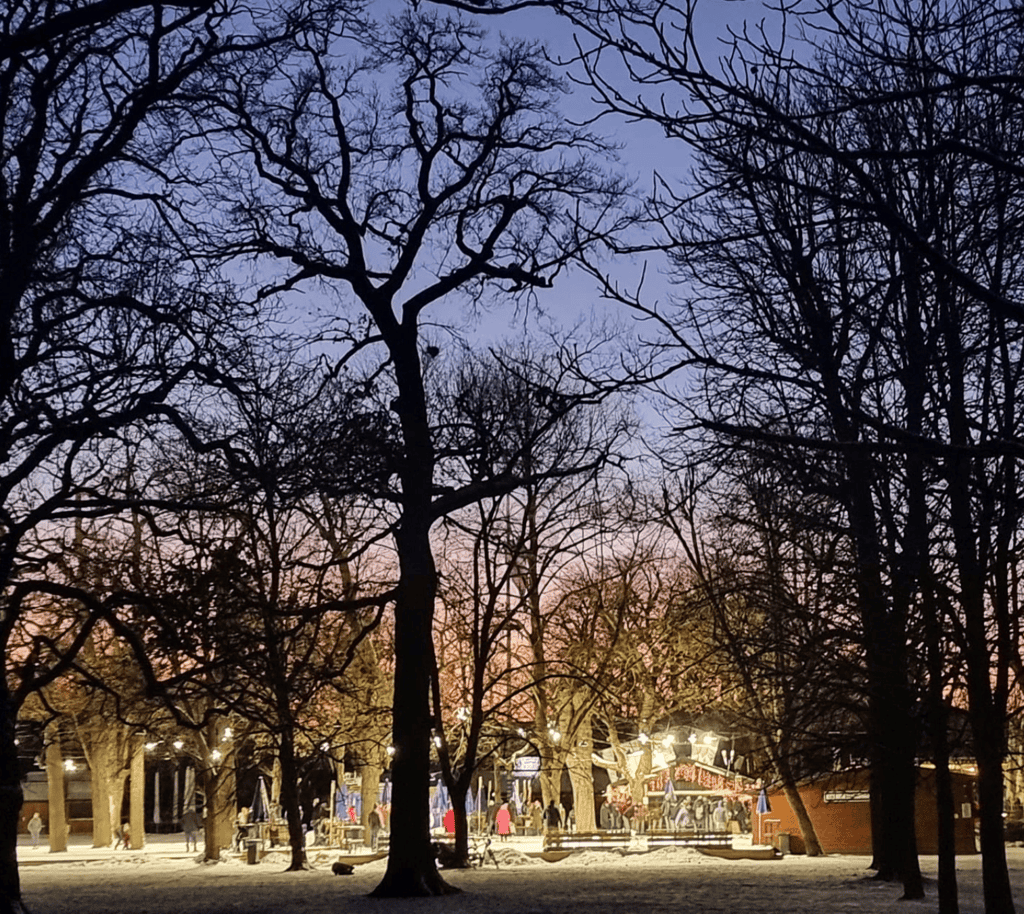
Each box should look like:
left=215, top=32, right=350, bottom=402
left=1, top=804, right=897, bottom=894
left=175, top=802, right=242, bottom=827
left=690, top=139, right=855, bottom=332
left=824, top=790, right=870, bottom=803
left=513, top=756, right=541, bottom=778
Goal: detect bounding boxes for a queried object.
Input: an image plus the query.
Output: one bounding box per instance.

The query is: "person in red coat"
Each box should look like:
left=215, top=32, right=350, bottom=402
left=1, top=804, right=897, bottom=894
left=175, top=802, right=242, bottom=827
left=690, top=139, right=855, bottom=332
left=495, top=802, right=512, bottom=842
left=443, top=807, right=456, bottom=835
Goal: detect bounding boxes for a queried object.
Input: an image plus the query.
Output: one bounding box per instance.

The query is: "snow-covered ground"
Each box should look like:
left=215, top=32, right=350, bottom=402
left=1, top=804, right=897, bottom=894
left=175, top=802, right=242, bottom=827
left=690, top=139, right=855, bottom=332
left=17, top=833, right=1024, bottom=914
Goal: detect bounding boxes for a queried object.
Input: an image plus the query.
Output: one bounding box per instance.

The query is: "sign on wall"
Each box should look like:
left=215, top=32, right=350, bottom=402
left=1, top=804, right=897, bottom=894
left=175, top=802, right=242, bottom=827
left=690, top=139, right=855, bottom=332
left=824, top=790, right=870, bottom=803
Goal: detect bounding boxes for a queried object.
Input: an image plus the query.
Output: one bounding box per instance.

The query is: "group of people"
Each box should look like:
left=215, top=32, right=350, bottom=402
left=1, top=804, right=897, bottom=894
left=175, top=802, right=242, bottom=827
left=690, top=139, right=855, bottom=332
left=441, top=797, right=564, bottom=840
left=665, top=796, right=750, bottom=833
left=24, top=811, right=138, bottom=850
left=24, top=800, right=392, bottom=854
left=597, top=795, right=751, bottom=834
left=23, top=810, right=192, bottom=850
left=495, top=797, right=564, bottom=839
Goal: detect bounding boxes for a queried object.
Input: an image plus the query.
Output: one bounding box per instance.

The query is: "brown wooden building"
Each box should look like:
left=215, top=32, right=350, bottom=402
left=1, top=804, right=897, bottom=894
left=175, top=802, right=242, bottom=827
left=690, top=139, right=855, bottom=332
left=756, top=766, right=978, bottom=855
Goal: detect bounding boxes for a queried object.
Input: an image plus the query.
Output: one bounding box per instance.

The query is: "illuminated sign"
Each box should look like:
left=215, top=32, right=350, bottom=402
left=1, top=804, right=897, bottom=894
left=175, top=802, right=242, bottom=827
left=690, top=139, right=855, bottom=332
left=824, top=791, right=870, bottom=803
left=513, top=756, right=541, bottom=777
left=665, top=763, right=748, bottom=794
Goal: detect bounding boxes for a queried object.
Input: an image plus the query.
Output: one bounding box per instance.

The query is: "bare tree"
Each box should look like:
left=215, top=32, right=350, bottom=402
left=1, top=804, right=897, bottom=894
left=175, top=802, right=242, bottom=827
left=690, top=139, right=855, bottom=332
left=429, top=345, right=632, bottom=862
left=509, top=1, right=1024, bottom=908
left=0, top=1, right=333, bottom=908
left=544, top=541, right=711, bottom=829
left=184, top=9, right=631, bottom=894
left=657, top=468, right=865, bottom=857
left=112, top=359, right=394, bottom=869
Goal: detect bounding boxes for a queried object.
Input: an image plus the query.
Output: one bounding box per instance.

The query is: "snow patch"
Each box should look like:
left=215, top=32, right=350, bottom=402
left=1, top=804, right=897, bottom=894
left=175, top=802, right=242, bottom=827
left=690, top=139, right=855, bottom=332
left=620, top=845, right=706, bottom=866
left=554, top=850, right=625, bottom=867
left=487, top=846, right=544, bottom=867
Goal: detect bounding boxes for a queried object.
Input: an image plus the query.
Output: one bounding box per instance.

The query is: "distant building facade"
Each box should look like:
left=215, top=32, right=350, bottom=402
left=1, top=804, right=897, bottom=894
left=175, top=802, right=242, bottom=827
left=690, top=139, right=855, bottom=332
left=757, top=766, right=977, bottom=855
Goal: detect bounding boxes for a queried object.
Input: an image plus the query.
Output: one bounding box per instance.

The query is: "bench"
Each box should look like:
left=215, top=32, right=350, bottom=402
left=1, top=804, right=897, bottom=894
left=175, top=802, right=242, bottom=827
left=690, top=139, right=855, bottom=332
left=543, top=831, right=733, bottom=852
left=543, top=832, right=631, bottom=852
left=647, top=832, right=732, bottom=848
left=433, top=836, right=498, bottom=869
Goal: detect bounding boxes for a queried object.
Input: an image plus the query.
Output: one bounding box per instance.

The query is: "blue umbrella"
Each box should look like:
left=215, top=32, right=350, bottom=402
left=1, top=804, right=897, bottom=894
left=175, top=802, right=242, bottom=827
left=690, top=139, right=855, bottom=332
left=663, top=778, right=676, bottom=801
left=756, top=788, right=771, bottom=815
left=379, top=779, right=391, bottom=806
left=335, top=784, right=348, bottom=819
left=431, top=779, right=449, bottom=828
left=250, top=777, right=270, bottom=822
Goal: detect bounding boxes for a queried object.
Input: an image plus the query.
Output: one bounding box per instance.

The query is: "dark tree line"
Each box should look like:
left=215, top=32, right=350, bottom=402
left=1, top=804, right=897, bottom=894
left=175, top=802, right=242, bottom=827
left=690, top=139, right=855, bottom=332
left=429, top=345, right=636, bottom=864
left=19, top=1, right=1024, bottom=912
left=160, top=9, right=633, bottom=894
left=0, top=0, right=312, bottom=906
left=1, top=0, right=635, bottom=904
left=512, top=0, right=1024, bottom=910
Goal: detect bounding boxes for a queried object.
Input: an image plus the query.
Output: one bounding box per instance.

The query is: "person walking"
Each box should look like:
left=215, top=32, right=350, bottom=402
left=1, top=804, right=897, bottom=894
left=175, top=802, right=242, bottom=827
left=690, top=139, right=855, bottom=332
left=369, top=803, right=383, bottom=852
left=713, top=800, right=728, bottom=832
left=544, top=800, right=561, bottom=834
left=181, top=807, right=201, bottom=852
left=234, top=807, right=250, bottom=851
left=530, top=800, right=544, bottom=836
left=26, top=812, right=43, bottom=848
left=495, top=802, right=512, bottom=842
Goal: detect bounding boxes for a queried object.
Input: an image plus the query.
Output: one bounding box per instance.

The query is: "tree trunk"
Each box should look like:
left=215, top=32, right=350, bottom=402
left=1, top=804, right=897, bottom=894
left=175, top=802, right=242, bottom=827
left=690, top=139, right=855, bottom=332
left=944, top=405, right=1015, bottom=913
left=271, top=756, right=282, bottom=808
left=448, top=780, right=472, bottom=866
left=129, top=737, right=145, bottom=850
left=202, top=762, right=235, bottom=861
left=371, top=336, right=454, bottom=897
left=890, top=738, right=923, bottom=899
left=866, top=665, right=922, bottom=898
left=772, top=748, right=823, bottom=856
left=110, top=771, right=128, bottom=843
left=844, top=451, right=922, bottom=897
left=45, top=737, right=67, bottom=853
left=537, top=742, right=565, bottom=811
left=89, top=736, right=113, bottom=848
left=0, top=682, right=24, bottom=914
left=360, top=763, right=382, bottom=848
left=777, top=779, right=822, bottom=855
left=277, top=730, right=308, bottom=870
left=933, top=752, right=959, bottom=914
left=925, top=587, right=958, bottom=914
left=973, top=708, right=1016, bottom=914
left=566, top=720, right=596, bottom=833
left=370, top=516, right=454, bottom=895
